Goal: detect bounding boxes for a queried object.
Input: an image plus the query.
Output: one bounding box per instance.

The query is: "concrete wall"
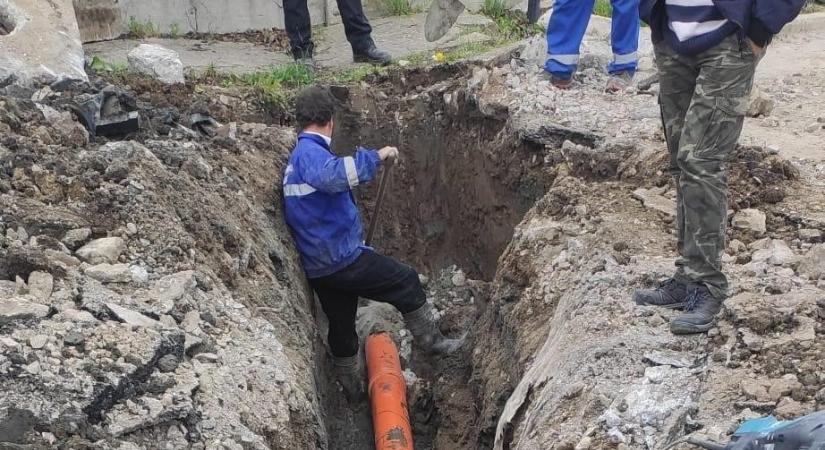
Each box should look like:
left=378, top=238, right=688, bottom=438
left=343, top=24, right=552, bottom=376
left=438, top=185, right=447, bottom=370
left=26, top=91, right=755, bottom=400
left=118, top=0, right=295, bottom=34
left=74, top=0, right=333, bottom=42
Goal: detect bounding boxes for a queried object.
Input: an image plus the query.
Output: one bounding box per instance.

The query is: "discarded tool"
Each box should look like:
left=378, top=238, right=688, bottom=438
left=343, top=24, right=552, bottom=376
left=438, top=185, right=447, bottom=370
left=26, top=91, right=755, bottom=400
left=670, top=411, right=825, bottom=450
left=366, top=332, right=413, bottom=450
left=365, top=159, right=394, bottom=247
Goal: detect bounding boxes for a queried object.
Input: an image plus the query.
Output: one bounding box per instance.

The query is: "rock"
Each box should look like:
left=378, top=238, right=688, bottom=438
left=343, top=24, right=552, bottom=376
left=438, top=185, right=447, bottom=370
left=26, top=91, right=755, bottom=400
left=29, top=334, right=48, bottom=349
left=130, top=265, right=150, bottom=284
left=193, top=353, right=220, bottom=364
left=181, top=156, right=212, bottom=180
left=607, top=427, right=626, bottom=444
left=63, top=332, right=86, bottom=347
left=24, top=361, right=41, bottom=375
left=774, top=397, right=808, bottom=419
left=0, top=0, right=88, bottom=86
left=751, top=239, right=797, bottom=266
left=797, top=244, right=825, bottom=280
left=451, top=270, right=467, bottom=287
left=728, top=239, right=748, bottom=255
left=746, top=87, right=775, bottom=117
left=157, top=354, right=179, bottom=373
left=62, top=228, right=92, bottom=250
left=105, top=303, right=162, bottom=328
left=0, top=298, right=50, bottom=324
left=127, top=44, right=185, bottom=85
left=643, top=351, right=696, bottom=369
left=55, top=309, right=98, bottom=324
left=76, top=237, right=126, bottom=264
left=732, top=209, right=767, bottom=235
left=85, top=263, right=133, bottom=283
left=468, top=67, right=490, bottom=91
left=575, top=436, right=593, bottom=450
left=798, top=229, right=822, bottom=242
left=27, top=271, right=54, bottom=302
left=181, top=311, right=201, bottom=334
left=632, top=188, right=676, bottom=217
left=767, top=375, right=802, bottom=402
left=148, top=271, right=196, bottom=315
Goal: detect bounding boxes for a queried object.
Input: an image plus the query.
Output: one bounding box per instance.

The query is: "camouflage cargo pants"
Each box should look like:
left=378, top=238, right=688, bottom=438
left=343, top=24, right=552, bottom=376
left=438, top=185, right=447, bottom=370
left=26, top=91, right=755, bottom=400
left=655, top=34, right=760, bottom=300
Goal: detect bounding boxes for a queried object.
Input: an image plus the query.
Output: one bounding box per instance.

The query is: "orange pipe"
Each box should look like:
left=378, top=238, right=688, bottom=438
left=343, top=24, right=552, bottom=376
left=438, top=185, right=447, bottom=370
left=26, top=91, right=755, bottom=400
left=366, top=332, right=414, bottom=450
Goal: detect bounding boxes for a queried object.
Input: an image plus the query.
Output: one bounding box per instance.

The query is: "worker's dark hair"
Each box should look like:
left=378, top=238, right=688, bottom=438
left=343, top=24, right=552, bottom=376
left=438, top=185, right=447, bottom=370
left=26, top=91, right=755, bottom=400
left=294, top=85, right=336, bottom=129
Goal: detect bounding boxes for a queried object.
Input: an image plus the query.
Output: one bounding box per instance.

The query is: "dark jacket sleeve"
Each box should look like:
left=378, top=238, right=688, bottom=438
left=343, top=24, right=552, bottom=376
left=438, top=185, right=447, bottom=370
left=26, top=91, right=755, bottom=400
left=749, top=0, right=807, bottom=46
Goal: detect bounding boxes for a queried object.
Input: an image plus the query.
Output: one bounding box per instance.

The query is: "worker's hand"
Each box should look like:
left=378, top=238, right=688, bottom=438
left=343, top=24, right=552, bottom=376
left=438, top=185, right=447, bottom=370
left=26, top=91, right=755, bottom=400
left=747, top=38, right=766, bottom=58
left=378, top=146, right=399, bottom=162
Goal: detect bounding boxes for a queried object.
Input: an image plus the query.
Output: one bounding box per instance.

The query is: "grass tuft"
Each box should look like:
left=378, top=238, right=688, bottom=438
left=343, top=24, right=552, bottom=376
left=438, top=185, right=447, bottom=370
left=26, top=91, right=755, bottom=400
left=382, top=0, right=414, bottom=15
left=593, top=0, right=612, bottom=17
left=127, top=17, right=159, bottom=38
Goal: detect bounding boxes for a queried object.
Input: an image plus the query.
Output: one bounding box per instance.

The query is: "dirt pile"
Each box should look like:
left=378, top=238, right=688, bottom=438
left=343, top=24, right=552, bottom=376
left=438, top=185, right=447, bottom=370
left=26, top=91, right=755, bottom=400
left=0, top=77, right=325, bottom=449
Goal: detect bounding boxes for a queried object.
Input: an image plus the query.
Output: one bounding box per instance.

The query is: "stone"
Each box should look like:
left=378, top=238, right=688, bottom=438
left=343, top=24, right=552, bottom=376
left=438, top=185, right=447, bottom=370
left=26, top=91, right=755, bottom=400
left=741, top=379, right=771, bottom=403
left=451, top=270, right=467, bottom=287
left=149, top=271, right=196, bottom=314
left=27, top=272, right=54, bottom=302
left=732, top=209, right=767, bottom=235
left=0, top=0, right=88, bottom=86
left=797, top=244, right=825, bottom=280
left=24, top=361, right=41, bottom=375
left=774, top=397, right=808, bottom=419
left=0, top=298, right=50, bottom=324
left=157, top=354, right=179, bottom=373
left=63, top=332, right=85, bottom=347
left=193, top=353, right=220, bottom=364
left=575, top=436, right=593, bottom=450
left=728, top=239, right=748, bottom=255
left=767, top=375, right=802, bottom=402
left=799, top=229, right=822, bottom=242
left=85, top=263, right=134, bottom=283
left=746, top=87, right=775, bottom=117
left=182, top=311, right=201, bottom=334
left=62, top=228, right=92, bottom=250
left=751, top=240, right=797, bottom=266
left=632, top=188, right=676, bottom=217
left=29, top=335, right=49, bottom=349
left=127, top=44, right=185, bottom=85
left=105, top=303, right=162, bottom=328
left=130, top=265, right=150, bottom=284
left=55, top=309, right=98, bottom=324
left=76, top=237, right=126, bottom=264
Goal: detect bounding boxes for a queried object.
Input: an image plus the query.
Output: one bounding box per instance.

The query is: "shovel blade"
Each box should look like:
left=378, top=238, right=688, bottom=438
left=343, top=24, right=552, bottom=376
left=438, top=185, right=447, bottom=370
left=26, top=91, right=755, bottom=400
left=424, top=0, right=466, bottom=42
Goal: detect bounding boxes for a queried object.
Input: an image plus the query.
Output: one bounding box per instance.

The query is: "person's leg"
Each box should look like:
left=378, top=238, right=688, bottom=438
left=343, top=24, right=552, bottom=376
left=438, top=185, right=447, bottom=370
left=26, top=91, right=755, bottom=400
left=607, top=0, right=640, bottom=75
left=283, top=0, right=314, bottom=59
left=310, top=282, right=364, bottom=400
left=544, top=0, right=596, bottom=82
left=671, top=34, right=758, bottom=334
left=335, top=0, right=390, bottom=64
left=634, top=41, right=697, bottom=308
left=326, top=249, right=463, bottom=354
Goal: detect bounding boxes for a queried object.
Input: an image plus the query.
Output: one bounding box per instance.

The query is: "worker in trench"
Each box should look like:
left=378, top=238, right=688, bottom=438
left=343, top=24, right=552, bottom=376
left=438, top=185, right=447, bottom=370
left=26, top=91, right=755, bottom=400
left=282, top=85, right=465, bottom=400
left=633, top=0, right=806, bottom=334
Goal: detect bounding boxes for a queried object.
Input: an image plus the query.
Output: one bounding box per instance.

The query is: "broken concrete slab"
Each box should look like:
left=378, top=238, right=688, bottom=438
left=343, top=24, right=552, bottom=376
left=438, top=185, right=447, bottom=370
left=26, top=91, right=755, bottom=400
left=76, top=237, right=126, bottom=264
left=72, top=0, right=126, bottom=42
left=0, top=0, right=88, bottom=86
left=0, top=297, right=50, bottom=324
left=85, top=263, right=134, bottom=283
left=633, top=188, right=677, bottom=217
left=127, top=44, right=185, bottom=85
left=106, top=302, right=162, bottom=328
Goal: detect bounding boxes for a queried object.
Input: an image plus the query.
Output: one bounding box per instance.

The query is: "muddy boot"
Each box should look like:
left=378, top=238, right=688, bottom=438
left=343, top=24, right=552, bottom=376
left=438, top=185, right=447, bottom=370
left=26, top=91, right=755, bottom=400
left=403, top=303, right=464, bottom=355
left=331, top=354, right=365, bottom=402
left=670, top=284, right=722, bottom=335
left=633, top=277, right=689, bottom=309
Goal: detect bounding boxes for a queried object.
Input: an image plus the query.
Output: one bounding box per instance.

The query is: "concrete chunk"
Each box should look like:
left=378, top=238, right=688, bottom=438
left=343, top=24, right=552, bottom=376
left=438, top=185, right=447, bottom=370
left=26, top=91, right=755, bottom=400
left=127, top=44, right=184, bottom=85
left=105, top=302, right=162, bottom=328
left=0, top=297, right=50, bottom=324
left=0, top=0, right=88, bottom=86
left=76, top=237, right=126, bottom=264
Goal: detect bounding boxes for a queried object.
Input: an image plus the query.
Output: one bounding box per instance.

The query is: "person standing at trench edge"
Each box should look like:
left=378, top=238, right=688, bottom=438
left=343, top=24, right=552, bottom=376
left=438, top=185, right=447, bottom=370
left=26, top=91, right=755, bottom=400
left=283, top=0, right=392, bottom=66
left=633, top=0, right=806, bottom=334
left=282, top=85, right=464, bottom=400
left=544, top=0, right=641, bottom=92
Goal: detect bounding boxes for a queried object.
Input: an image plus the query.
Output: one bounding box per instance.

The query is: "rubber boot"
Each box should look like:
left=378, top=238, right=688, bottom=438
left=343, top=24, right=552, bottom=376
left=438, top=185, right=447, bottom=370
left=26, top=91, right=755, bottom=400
left=403, top=302, right=465, bottom=355
left=331, top=354, right=365, bottom=402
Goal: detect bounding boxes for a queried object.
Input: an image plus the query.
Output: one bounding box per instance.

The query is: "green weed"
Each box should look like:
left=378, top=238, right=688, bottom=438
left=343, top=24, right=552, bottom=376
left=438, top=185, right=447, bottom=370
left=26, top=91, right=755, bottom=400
left=328, top=65, right=387, bottom=83
left=127, top=17, right=159, bottom=38
left=169, top=23, right=181, bottom=38
left=383, top=0, right=414, bottom=15
left=593, top=0, right=612, bottom=17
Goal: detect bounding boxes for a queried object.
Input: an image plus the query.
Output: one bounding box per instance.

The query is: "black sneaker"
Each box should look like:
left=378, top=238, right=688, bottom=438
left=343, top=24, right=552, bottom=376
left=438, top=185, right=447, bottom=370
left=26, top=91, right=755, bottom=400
left=353, top=45, right=392, bottom=66
left=633, top=278, right=689, bottom=309
left=670, top=284, right=722, bottom=335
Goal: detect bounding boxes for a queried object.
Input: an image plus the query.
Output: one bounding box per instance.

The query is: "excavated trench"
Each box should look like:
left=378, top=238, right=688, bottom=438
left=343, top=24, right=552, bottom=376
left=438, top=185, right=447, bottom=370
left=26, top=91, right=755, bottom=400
left=313, top=69, right=590, bottom=450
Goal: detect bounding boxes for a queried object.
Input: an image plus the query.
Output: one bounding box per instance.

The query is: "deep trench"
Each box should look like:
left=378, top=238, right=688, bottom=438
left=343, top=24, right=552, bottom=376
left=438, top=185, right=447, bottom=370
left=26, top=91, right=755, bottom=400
left=313, top=75, right=556, bottom=450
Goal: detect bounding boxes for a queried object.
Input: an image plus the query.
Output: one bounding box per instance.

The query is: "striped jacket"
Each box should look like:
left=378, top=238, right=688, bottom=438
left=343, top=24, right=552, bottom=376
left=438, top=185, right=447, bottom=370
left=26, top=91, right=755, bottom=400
left=641, top=0, right=807, bottom=52
left=283, top=132, right=382, bottom=278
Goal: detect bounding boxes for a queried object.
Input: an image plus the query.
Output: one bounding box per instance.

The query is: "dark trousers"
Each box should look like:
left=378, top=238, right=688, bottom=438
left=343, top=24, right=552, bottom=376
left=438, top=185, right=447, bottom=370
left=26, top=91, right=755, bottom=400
left=283, top=0, right=374, bottom=58
left=309, top=249, right=426, bottom=358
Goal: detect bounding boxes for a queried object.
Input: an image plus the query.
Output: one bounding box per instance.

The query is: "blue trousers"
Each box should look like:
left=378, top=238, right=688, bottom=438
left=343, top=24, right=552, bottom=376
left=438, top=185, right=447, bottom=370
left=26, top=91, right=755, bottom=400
left=544, top=0, right=640, bottom=79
